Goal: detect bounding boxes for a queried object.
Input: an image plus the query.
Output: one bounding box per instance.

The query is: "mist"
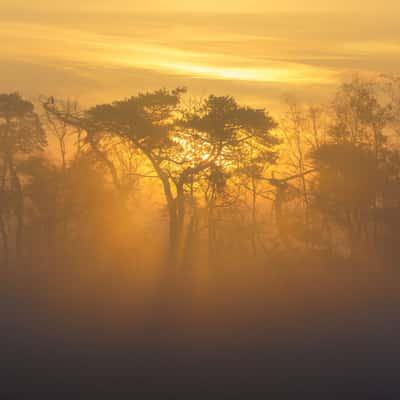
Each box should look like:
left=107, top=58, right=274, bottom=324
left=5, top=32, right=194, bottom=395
left=2, top=3, right=400, bottom=398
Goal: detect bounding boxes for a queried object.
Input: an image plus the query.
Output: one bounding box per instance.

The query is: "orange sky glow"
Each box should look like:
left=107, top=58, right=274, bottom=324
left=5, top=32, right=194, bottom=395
left=1, top=2, right=399, bottom=111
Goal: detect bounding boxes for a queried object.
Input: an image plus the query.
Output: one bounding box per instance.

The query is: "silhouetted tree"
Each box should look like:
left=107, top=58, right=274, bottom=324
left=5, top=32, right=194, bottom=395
left=0, top=93, right=46, bottom=263
left=311, top=143, right=379, bottom=254
left=45, top=90, right=277, bottom=267
left=184, top=95, right=277, bottom=261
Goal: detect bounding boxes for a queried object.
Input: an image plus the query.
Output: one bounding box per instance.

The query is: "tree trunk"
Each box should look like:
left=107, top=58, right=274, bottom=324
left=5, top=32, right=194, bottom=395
left=0, top=215, right=8, bottom=267
left=169, top=184, right=185, bottom=268
left=0, top=158, right=9, bottom=267
left=7, top=154, right=24, bottom=263
left=251, top=178, right=257, bottom=256
left=183, top=181, right=198, bottom=266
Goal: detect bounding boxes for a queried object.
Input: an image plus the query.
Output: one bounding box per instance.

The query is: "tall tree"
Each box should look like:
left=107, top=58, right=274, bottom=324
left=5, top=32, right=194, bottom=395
left=44, top=90, right=277, bottom=266
left=0, top=93, right=46, bottom=263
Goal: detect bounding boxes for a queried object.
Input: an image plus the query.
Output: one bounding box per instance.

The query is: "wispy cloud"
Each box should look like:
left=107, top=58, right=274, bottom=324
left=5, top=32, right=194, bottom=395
left=0, top=12, right=399, bottom=105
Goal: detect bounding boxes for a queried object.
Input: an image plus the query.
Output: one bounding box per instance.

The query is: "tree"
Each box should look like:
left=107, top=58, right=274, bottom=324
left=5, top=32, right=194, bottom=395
left=44, top=90, right=277, bottom=266
left=328, top=78, right=392, bottom=249
left=311, top=143, right=379, bottom=254
left=183, top=95, right=277, bottom=258
left=42, top=98, right=82, bottom=169
left=276, top=99, right=326, bottom=249
left=0, top=93, right=46, bottom=263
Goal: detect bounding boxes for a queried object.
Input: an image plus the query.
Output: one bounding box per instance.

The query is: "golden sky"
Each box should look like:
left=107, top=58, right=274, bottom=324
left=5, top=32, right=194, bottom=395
left=1, top=2, right=400, bottom=111
left=4, top=0, right=400, bottom=12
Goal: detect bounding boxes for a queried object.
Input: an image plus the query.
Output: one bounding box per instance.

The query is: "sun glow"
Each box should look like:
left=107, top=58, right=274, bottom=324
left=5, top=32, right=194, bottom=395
left=153, top=61, right=334, bottom=84
left=171, top=132, right=213, bottom=167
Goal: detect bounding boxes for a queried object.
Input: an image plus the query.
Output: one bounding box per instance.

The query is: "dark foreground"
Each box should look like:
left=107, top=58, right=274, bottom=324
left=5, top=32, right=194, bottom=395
left=1, top=259, right=400, bottom=398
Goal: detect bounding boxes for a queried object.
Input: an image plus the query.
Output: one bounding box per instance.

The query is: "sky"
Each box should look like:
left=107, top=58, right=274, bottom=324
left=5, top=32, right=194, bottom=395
left=1, top=1, right=400, bottom=111
left=3, top=0, right=400, bottom=13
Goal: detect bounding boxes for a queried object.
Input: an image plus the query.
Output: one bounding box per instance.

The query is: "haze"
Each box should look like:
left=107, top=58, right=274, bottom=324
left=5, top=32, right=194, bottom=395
left=3, top=1, right=400, bottom=396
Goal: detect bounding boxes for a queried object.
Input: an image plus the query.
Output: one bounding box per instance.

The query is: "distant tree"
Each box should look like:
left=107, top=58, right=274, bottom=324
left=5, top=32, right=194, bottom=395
left=329, top=78, right=392, bottom=248
left=0, top=93, right=46, bottom=263
left=230, top=138, right=278, bottom=255
left=311, top=143, right=379, bottom=254
left=42, top=98, right=82, bottom=168
left=330, top=78, right=390, bottom=158
left=276, top=99, right=326, bottom=249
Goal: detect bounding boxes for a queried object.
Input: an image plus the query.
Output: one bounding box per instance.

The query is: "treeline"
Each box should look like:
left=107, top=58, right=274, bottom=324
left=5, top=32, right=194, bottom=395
left=1, top=76, right=400, bottom=269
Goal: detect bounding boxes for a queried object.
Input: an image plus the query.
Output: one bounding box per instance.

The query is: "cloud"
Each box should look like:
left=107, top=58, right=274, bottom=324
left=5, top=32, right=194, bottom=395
left=0, top=10, right=399, bottom=109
